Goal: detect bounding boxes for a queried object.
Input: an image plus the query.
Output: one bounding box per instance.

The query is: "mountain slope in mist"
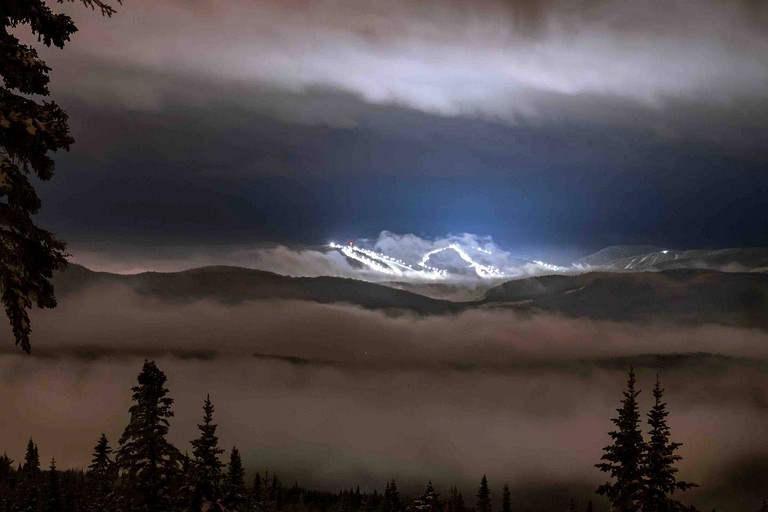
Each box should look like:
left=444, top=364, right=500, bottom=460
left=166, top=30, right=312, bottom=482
left=577, top=246, right=768, bottom=272
left=54, top=264, right=460, bottom=315
left=483, top=269, right=768, bottom=329
left=54, top=264, right=768, bottom=331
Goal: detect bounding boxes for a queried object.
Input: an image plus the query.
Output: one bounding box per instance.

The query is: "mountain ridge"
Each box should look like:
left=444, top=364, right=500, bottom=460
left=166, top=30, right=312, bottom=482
left=54, top=263, right=768, bottom=331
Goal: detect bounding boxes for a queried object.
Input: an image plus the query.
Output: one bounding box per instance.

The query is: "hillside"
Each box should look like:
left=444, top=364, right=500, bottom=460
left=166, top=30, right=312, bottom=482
left=483, top=269, right=768, bottom=329
left=53, top=264, right=461, bottom=315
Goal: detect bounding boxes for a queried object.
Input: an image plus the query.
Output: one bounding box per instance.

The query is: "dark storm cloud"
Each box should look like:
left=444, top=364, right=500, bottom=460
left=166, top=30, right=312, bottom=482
left=10, top=0, right=761, bottom=252
left=39, top=97, right=768, bottom=252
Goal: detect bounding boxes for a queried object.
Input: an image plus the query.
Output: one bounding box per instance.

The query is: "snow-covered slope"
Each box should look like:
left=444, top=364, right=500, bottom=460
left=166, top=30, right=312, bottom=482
left=575, top=246, right=768, bottom=272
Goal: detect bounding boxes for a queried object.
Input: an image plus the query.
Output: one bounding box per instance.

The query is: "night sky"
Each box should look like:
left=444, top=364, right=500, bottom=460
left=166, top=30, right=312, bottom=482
left=29, top=0, right=768, bottom=265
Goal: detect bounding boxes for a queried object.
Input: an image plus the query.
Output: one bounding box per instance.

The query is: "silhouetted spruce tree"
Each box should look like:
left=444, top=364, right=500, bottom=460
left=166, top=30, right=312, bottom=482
left=0, top=0, right=119, bottom=353
left=641, top=376, right=697, bottom=512
left=446, top=485, right=465, bottom=512
left=0, top=452, right=13, bottom=510
left=59, top=469, right=84, bottom=512
left=116, top=360, right=181, bottom=512
left=22, top=439, right=40, bottom=473
left=272, top=474, right=283, bottom=512
left=86, top=433, right=116, bottom=511
left=410, top=481, right=439, bottom=512
left=250, top=472, right=263, bottom=512
left=596, top=369, right=644, bottom=512
left=501, top=484, right=510, bottom=512
left=383, top=480, right=400, bottom=512
left=44, top=458, right=61, bottom=512
left=253, top=472, right=276, bottom=512
left=476, top=475, right=491, bottom=512
left=17, top=439, right=41, bottom=512
left=223, top=447, right=247, bottom=512
left=568, top=498, right=577, bottom=512
left=190, top=395, right=225, bottom=512
left=585, top=501, right=594, bottom=512
left=361, top=494, right=373, bottom=512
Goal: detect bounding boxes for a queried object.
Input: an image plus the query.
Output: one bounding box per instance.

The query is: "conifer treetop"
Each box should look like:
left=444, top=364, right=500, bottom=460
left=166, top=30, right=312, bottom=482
left=0, top=0, right=118, bottom=352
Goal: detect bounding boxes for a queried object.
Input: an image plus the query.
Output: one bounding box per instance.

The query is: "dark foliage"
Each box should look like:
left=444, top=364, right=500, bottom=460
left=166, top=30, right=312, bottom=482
left=501, top=484, right=510, bottom=512
left=0, top=0, right=118, bottom=352
left=0, top=362, right=713, bottom=512
left=476, top=475, right=491, bottom=512
left=224, top=446, right=248, bottom=512
left=115, top=360, right=181, bottom=512
left=596, top=369, right=645, bottom=512
left=189, top=395, right=225, bottom=512
left=409, top=482, right=439, bottom=512
left=642, top=376, right=697, bottom=511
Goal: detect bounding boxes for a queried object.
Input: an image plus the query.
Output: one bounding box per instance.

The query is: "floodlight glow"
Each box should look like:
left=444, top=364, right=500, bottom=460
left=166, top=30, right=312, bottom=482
left=329, top=238, right=566, bottom=280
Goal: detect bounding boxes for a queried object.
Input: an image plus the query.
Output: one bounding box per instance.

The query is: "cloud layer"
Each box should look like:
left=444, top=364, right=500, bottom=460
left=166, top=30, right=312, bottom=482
left=49, top=0, right=768, bottom=117
left=1, top=282, right=768, bottom=508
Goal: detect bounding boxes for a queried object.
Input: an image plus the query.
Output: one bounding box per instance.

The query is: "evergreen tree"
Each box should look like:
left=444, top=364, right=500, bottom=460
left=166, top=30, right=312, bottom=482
left=22, top=439, right=40, bottom=473
left=586, top=501, right=594, bottom=512
left=116, top=360, right=181, bottom=512
left=44, top=458, right=61, bottom=512
left=17, top=439, right=41, bottom=512
left=446, top=486, right=465, bottom=512
left=568, top=498, right=577, bottom=512
left=476, top=475, right=491, bottom=512
left=0, top=453, right=11, bottom=512
left=596, top=369, right=645, bottom=512
left=86, top=433, right=115, bottom=511
left=361, top=494, right=373, bottom=512
left=410, top=481, right=439, bottom=512
left=0, top=0, right=117, bottom=353
left=641, top=376, right=697, bottom=512
left=383, top=480, right=400, bottom=512
left=759, top=500, right=768, bottom=512
left=223, top=447, right=247, bottom=512
left=272, top=474, right=283, bottom=512
left=501, top=484, right=510, bottom=512
left=252, top=473, right=275, bottom=512
left=190, top=395, right=225, bottom=512
left=250, top=472, right=263, bottom=512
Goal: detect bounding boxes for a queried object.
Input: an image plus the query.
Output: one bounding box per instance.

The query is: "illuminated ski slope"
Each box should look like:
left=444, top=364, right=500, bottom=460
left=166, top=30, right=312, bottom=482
left=329, top=242, right=447, bottom=279
left=419, top=244, right=504, bottom=278
left=328, top=241, right=568, bottom=280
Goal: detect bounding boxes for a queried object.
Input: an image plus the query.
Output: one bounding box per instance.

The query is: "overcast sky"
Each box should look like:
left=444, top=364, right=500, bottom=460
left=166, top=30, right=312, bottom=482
left=17, top=0, right=766, bottom=267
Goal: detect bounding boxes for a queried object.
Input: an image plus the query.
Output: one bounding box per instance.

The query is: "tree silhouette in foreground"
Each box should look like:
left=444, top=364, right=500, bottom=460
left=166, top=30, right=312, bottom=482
left=447, top=485, right=465, bottom=512
left=86, top=433, right=116, bottom=511
left=223, top=446, right=248, bottom=512
left=596, top=369, right=645, bottom=512
left=409, top=481, right=439, bottom=512
left=597, top=370, right=697, bottom=512
left=0, top=361, right=733, bottom=511
left=476, top=475, right=491, bottom=512
left=501, top=483, right=511, bottom=512
left=383, top=480, right=400, bottom=512
left=642, top=376, right=697, bottom=511
left=190, top=395, right=225, bottom=512
left=0, top=0, right=118, bottom=353
left=116, top=360, right=181, bottom=512
left=45, top=458, right=61, bottom=512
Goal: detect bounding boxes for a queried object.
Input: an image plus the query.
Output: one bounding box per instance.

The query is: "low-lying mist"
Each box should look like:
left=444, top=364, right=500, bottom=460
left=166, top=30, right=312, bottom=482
left=1, top=283, right=767, bottom=509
